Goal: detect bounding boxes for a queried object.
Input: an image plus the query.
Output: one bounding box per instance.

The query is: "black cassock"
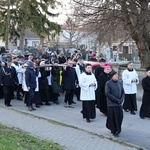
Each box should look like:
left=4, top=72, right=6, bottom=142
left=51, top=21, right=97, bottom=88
left=97, top=72, right=110, bottom=115
left=140, top=76, right=150, bottom=118
left=106, top=106, right=123, bottom=134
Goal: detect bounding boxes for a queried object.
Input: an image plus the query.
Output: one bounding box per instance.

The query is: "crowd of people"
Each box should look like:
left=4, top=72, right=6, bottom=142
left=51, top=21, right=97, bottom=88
left=0, top=50, right=150, bottom=137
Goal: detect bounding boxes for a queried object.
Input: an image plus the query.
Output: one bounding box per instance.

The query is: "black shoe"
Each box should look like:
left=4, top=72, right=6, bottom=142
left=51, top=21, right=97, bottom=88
left=130, top=111, right=136, bottom=115
left=45, top=102, right=51, bottom=106
left=17, top=97, right=22, bottom=101
left=36, top=104, right=40, bottom=108
left=86, top=119, right=90, bottom=123
left=124, top=109, right=129, bottom=112
left=40, top=102, right=44, bottom=105
left=72, top=101, right=76, bottom=104
left=53, top=101, right=59, bottom=105
left=140, top=116, right=145, bottom=119
left=31, top=106, right=36, bottom=110
left=113, top=133, right=119, bottom=137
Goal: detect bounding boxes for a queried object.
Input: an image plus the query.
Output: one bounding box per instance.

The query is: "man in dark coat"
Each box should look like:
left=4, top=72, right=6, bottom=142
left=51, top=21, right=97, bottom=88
left=94, top=58, right=106, bottom=81
left=0, top=58, right=19, bottom=106
left=139, top=67, right=150, bottom=119
left=105, top=71, right=124, bottom=137
left=97, top=63, right=111, bottom=116
left=94, top=58, right=106, bottom=105
left=62, top=60, right=78, bottom=108
left=25, top=61, right=38, bottom=110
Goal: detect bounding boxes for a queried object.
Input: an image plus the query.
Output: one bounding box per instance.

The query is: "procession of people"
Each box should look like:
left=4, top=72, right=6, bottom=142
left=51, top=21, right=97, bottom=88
left=0, top=50, right=149, bottom=137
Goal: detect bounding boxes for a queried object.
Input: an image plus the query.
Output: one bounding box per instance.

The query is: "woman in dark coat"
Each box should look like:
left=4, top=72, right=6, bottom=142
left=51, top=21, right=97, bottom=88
left=97, top=63, right=111, bottom=116
left=139, top=67, right=150, bottom=119
left=51, top=59, right=61, bottom=104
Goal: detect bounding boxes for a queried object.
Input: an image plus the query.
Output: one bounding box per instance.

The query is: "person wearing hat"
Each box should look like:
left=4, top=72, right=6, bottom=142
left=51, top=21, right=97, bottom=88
left=90, top=53, right=97, bottom=62
left=57, top=52, right=66, bottom=64
left=94, top=58, right=106, bottom=81
left=94, top=57, right=106, bottom=105
left=139, top=67, right=150, bottom=119
left=0, top=58, right=19, bottom=107
left=122, top=61, right=139, bottom=115
left=97, top=63, right=111, bottom=116
left=105, top=70, right=124, bottom=137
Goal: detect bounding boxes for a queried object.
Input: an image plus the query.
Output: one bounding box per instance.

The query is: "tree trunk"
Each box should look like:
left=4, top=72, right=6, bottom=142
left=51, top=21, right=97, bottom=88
left=19, top=28, right=25, bottom=52
left=134, top=39, right=150, bottom=68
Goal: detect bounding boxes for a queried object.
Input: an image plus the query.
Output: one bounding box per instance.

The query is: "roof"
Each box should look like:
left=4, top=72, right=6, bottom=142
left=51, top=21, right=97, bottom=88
left=24, top=29, right=40, bottom=39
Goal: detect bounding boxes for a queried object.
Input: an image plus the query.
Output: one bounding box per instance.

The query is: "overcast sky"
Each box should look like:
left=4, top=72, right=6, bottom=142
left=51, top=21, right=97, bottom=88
left=49, top=0, right=72, bottom=25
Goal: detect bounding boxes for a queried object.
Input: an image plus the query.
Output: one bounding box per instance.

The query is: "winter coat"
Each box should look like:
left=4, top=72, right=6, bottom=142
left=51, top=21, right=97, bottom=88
left=1, top=65, right=18, bottom=86
left=62, top=66, right=78, bottom=90
left=51, top=66, right=61, bottom=93
left=22, top=68, right=41, bottom=92
left=105, top=79, right=124, bottom=107
left=25, top=67, right=38, bottom=89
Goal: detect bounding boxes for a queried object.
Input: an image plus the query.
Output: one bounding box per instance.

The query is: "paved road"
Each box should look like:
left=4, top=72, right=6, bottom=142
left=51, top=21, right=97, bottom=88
left=0, top=91, right=149, bottom=150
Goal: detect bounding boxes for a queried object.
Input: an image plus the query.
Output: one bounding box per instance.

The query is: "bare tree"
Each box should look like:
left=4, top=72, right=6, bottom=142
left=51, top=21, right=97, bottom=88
left=62, top=16, right=82, bottom=48
left=73, top=0, right=150, bottom=67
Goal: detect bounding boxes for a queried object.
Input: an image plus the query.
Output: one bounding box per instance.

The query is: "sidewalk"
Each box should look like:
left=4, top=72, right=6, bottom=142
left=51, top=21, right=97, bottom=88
left=0, top=89, right=147, bottom=150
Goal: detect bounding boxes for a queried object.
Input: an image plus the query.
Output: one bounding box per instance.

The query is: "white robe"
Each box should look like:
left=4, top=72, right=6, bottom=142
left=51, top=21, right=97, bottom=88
left=122, top=69, right=139, bottom=94
left=12, top=63, right=23, bottom=84
left=73, top=65, right=81, bottom=80
left=79, top=72, right=97, bottom=101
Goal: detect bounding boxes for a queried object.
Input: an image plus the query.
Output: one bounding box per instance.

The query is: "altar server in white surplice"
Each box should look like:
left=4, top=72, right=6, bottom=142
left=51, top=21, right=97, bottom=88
left=79, top=63, right=97, bottom=123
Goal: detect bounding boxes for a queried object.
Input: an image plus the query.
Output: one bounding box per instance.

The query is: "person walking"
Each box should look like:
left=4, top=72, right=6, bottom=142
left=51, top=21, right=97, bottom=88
left=105, top=71, right=124, bottom=137
left=39, top=61, right=51, bottom=106
left=51, top=59, right=61, bottom=104
left=139, top=67, right=150, bottom=119
left=25, top=61, right=38, bottom=111
left=97, top=63, right=111, bottom=116
left=79, top=63, right=97, bottom=123
left=12, top=56, right=23, bottom=100
left=0, top=58, right=19, bottom=107
left=122, top=62, right=139, bottom=115
left=62, top=60, right=78, bottom=108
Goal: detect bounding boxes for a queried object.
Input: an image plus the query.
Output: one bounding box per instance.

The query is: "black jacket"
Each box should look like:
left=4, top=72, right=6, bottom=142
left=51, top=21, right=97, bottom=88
left=62, top=66, right=78, bottom=90
left=39, top=68, right=50, bottom=89
left=25, top=67, right=38, bottom=89
left=0, top=65, right=18, bottom=86
left=95, top=66, right=104, bottom=81
left=105, top=79, right=124, bottom=107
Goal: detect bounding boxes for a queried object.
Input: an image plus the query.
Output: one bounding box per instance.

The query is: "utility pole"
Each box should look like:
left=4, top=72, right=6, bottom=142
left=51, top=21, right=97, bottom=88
left=5, top=0, right=10, bottom=50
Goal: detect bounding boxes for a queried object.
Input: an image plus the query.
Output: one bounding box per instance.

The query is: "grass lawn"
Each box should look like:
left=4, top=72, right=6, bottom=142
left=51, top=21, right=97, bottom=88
left=0, top=124, right=63, bottom=150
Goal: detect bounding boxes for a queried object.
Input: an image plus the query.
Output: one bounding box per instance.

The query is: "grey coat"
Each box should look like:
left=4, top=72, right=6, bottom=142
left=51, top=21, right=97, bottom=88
left=105, top=79, right=124, bottom=107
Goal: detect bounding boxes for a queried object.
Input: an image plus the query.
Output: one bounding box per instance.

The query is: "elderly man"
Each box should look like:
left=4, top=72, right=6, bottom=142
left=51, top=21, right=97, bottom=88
left=105, top=71, right=124, bottom=137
